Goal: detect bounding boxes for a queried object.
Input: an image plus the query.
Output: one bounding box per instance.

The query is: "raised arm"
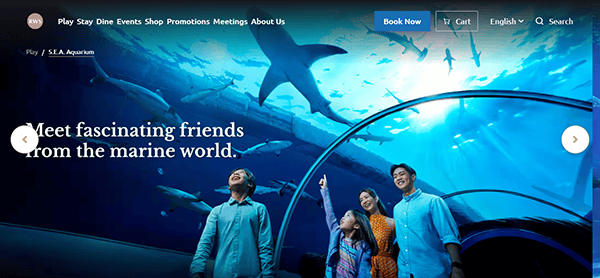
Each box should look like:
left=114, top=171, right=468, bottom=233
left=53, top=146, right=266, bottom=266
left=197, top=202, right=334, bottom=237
left=319, top=174, right=339, bottom=232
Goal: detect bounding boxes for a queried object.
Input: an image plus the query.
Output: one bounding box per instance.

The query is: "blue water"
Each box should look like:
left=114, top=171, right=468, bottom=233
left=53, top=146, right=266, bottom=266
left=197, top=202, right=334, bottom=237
left=5, top=2, right=595, bottom=276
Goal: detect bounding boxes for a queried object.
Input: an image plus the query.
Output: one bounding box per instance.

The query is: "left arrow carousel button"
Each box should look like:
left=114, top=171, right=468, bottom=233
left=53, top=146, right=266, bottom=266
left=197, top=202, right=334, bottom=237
left=11, top=125, right=39, bottom=154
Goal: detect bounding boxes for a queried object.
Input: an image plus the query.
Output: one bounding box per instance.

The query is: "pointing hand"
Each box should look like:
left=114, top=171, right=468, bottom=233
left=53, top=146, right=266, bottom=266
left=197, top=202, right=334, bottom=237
left=319, top=174, right=328, bottom=189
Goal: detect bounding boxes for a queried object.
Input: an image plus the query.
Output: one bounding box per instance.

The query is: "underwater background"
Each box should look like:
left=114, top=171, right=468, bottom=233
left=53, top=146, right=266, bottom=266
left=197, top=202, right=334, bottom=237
left=4, top=1, right=595, bottom=276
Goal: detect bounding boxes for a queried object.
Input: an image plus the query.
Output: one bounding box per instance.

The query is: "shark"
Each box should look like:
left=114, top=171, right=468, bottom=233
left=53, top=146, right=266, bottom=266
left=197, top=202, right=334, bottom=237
left=347, top=128, right=394, bottom=145
left=384, top=88, right=420, bottom=114
left=232, top=139, right=292, bottom=159
left=90, top=57, right=184, bottom=127
left=214, top=180, right=322, bottom=208
left=443, top=48, right=456, bottom=75
left=69, top=132, right=127, bottom=148
left=269, top=180, right=323, bottom=208
left=214, top=184, right=281, bottom=195
left=156, top=185, right=213, bottom=216
left=531, top=147, right=592, bottom=212
left=453, top=98, right=495, bottom=138
left=572, top=80, right=591, bottom=92
left=180, top=78, right=234, bottom=103
left=469, top=30, right=481, bottom=67
left=246, top=7, right=356, bottom=127
left=361, top=22, right=428, bottom=62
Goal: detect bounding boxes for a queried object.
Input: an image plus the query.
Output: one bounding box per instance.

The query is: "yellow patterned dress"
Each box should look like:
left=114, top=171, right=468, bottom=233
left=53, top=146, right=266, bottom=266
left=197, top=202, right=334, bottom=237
left=369, top=214, right=398, bottom=278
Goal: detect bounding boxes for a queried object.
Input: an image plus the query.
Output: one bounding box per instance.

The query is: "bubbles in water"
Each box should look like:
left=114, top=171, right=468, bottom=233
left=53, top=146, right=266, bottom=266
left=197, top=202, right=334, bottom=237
left=158, top=168, right=164, bottom=175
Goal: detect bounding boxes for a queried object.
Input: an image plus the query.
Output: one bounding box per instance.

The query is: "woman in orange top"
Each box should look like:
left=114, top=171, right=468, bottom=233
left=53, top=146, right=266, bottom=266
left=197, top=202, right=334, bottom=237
left=358, top=187, right=397, bottom=278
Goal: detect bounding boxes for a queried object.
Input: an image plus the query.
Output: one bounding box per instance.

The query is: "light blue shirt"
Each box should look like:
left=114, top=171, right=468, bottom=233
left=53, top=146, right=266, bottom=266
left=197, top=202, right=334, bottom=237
left=393, top=189, right=461, bottom=278
left=190, top=196, right=275, bottom=278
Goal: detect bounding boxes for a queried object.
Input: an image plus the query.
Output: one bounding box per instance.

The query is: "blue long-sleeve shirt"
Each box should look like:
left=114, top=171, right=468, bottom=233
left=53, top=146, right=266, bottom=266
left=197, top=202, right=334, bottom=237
left=190, top=196, right=275, bottom=278
left=393, top=189, right=461, bottom=278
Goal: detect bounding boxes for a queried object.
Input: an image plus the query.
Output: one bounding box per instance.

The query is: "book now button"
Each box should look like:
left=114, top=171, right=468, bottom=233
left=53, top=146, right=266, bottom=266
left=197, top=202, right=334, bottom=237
left=374, top=11, right=431, bottom=32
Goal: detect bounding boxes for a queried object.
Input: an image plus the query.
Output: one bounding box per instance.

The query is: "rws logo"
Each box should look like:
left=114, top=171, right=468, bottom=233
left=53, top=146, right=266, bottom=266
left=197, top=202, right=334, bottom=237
left=27, top=13, right=43, bottom=29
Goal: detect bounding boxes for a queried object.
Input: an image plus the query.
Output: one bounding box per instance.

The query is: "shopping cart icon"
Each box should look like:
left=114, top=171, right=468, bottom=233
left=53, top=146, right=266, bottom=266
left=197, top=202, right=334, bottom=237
left=443, top=18, right=451, bottom=25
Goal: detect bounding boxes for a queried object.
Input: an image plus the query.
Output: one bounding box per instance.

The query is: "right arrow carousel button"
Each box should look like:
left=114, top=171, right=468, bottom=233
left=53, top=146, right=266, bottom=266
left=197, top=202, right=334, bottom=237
left=561, top=125, right=589, bottom=154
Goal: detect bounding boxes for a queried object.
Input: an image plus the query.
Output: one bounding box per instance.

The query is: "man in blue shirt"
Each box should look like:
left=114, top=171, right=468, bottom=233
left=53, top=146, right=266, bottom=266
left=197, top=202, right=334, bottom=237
left=190, top=168, right=275, bottom=278
left=391, top=163, right=465, bottom=278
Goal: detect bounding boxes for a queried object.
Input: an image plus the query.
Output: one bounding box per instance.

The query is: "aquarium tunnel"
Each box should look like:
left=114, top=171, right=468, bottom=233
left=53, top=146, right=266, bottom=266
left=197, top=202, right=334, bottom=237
left=275, top=91, right=592, bottom=277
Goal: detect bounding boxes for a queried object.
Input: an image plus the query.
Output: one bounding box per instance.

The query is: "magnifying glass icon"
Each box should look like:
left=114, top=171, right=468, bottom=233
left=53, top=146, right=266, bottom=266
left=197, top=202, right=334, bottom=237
left=535, top=17, right=544, bottom=25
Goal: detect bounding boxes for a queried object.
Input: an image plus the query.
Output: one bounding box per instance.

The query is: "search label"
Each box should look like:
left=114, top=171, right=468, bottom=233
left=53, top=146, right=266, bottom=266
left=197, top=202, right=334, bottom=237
left=549, top=17, right=573, bottom=25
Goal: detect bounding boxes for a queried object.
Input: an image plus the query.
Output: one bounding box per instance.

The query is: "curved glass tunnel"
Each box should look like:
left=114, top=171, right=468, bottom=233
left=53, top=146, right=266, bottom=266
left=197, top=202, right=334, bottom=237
left=275, top=91, right=592, bottom=277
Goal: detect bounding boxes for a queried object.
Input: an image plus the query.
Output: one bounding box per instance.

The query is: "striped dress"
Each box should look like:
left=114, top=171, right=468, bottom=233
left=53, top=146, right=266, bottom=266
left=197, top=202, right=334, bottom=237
left=335, top=237, right=359, bottom=278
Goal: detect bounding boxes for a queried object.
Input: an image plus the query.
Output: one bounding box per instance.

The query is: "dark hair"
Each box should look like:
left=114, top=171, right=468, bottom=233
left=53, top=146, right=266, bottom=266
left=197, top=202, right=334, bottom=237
left=390, top=163, right=416, bottom=178
left=229, top=168, right=256, bottom=197
left=358, top=187, right=388, bottom=218
left=349, top=210, right=379, bottom=257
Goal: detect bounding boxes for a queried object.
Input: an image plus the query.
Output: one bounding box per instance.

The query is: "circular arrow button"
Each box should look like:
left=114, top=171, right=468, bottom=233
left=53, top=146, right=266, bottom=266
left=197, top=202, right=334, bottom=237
left=561, top=125, right=589, bottom=154
left=11, top=125, right=39, bottom=154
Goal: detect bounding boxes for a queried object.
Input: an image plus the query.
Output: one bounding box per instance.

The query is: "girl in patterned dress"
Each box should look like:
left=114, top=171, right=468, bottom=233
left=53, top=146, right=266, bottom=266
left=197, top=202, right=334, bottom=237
left=320, top=175, right=379, bottom=278
left=358, top=188, right=398, bottom=278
